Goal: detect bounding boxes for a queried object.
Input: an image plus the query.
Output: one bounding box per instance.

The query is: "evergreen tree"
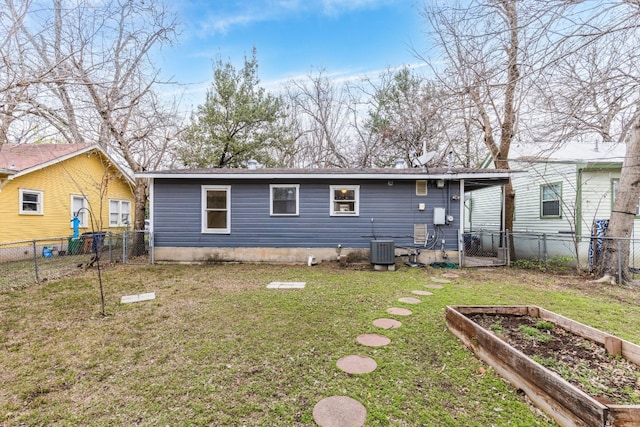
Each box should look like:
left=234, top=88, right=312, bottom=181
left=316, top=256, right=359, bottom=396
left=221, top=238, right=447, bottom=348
left=180, top=48, right=286, bottom=168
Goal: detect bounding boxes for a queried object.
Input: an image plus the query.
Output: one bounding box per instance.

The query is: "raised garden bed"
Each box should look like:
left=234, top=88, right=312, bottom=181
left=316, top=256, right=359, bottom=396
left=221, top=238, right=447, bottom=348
left=445, top=305, right=640, bottom=427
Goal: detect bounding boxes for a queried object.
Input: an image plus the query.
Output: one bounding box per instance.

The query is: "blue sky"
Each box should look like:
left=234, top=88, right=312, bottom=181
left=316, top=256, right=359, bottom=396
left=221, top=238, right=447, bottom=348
left=160, top=0, right=426, bottom=106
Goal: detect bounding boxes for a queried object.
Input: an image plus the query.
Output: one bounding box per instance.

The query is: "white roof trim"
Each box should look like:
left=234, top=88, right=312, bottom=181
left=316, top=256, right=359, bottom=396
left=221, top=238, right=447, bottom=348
left=137, top=171, right=523, bottom=180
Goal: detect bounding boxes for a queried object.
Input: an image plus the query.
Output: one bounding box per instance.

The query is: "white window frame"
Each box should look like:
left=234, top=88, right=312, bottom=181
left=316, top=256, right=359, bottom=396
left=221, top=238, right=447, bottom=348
left=540, top=182, right=562, bottom=218
left=19, top=188, right=43, bottom=215
left=202, top=185, right=231, bottom=234
left=270, top=184, right=300, bottom=216
left=330, top=185, right=360, bottom=216
left=109, top=199, right=131, bottom=227
left=71, top=195, right=89, bottom=227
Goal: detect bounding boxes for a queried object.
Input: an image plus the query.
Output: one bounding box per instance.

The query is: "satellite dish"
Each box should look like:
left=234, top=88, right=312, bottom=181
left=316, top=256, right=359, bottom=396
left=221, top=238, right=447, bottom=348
left=412, top=151, right=436, bottom=167
left=412, top=140, right=436, bottom=168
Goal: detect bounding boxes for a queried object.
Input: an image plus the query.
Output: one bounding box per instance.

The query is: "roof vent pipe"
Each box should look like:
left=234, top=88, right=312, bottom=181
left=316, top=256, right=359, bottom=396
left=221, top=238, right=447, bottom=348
left=247, top=159, right=258, bottom=170
left=394, top=158, right=407, bottom=169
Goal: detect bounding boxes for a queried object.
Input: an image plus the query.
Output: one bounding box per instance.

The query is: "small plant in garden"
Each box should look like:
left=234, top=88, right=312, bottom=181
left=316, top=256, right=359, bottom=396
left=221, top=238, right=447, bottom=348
left=579, top=340, right=594, bottom=351
left=518, top=325, right=551, bottom=343
left=489, top=320, right=503, bottom=334
left=535, top=320, right=554, bottom=331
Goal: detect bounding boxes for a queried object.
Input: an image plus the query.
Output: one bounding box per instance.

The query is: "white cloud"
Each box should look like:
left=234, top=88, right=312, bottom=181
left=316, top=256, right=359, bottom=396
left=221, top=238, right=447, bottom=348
left=320, top=0, right=398, bottom=15
left=192, top=0, right=399, bottom=37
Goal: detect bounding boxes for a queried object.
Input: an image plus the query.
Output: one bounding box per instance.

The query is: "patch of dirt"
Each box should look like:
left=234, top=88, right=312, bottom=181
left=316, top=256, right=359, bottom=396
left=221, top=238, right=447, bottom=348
left=468, top=313, right=640, bottom=405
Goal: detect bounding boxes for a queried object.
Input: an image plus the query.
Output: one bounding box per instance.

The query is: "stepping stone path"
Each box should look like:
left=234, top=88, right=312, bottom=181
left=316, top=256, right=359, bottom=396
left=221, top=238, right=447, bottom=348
left=357, top=333, right=391, bottom=347
left=441, top=273, right=459, bottom=279
left=313, top=396, right=367, bottom=427
left=266, top=281, right=306, bottom=289
left=313, top=276, right=450, bottom=425
left=373, top=318, right=402, bottom=329
left=336, top=355, right=377, bottom=374
left=386, top=307, right=412, bottom=316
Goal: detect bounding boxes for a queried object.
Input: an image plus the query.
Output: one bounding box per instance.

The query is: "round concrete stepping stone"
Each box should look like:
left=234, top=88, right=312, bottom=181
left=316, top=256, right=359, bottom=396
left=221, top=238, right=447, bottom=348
left=313, top=395, right=367, bottom=427
left=356, top=333, right=391, bottom=347
left=441, top=272, right=459, bottom=278
left=430, top=277, right=451, bottom=283
left=398, top=297, right=421, bottom=304
left=373, top=318, right=402, bottom=329
left=336, top=354, right=377, bottom=374
left=387, top=307, right=412, bottom=316
left=424, top=284, right=444, bottom=289
left=412, top=290, right=433, bottom=296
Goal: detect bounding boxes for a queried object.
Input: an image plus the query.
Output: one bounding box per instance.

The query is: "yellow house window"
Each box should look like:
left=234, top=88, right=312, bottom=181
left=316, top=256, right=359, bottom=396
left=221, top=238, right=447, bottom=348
left=19, top=189, right=43, bottom=215
left=109, top=199, right=131, bottom=227
left=71, top=195, right=89, bottom=227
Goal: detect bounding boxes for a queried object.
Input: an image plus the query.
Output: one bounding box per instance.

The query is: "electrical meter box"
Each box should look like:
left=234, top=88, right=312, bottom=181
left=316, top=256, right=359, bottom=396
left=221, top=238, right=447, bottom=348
left=433, top=207, right=446, bottom=225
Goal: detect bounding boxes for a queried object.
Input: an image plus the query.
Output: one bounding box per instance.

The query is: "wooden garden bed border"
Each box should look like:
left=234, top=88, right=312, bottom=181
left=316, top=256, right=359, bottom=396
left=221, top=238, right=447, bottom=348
left=445, top=305, right=640, bottom=427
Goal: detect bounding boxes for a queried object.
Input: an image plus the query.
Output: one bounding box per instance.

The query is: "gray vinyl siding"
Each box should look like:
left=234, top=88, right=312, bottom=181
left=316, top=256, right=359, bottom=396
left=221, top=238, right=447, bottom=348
left=153, top=178, right=460, bottom=250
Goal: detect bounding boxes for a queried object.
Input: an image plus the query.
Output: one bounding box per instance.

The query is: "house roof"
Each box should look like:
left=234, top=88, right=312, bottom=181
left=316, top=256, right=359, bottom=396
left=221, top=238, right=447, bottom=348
left=508, top=141, right=626, bottom=163
left=0, top=143, right=134, bottom=186
left=137, top=166, right=520, bottom=191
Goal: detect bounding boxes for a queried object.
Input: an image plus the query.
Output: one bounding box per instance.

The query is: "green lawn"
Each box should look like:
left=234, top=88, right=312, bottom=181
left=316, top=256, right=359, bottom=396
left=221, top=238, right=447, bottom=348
left=2, top=263, right=640, bottom=426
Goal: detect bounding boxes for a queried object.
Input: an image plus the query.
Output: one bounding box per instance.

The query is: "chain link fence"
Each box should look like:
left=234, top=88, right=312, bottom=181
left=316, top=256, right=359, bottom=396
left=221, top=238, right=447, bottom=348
left=0, top=230, right=151, bottom=291
left=463, top=229, right=640, bottom=275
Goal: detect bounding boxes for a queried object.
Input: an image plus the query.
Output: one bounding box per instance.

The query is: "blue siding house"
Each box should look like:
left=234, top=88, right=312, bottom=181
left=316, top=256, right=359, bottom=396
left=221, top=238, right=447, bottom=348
left=138, top=165, right=513, bottom=265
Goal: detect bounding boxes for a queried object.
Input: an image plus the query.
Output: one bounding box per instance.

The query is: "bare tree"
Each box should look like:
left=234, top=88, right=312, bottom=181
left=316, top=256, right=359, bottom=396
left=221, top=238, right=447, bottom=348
left=7, top=0, right=181, bottom=240
left=362, top=67, right=447, bottom=167
left=0, top=0, right=34, bottom=147
left=424, top=0, right=524, bottom=236
left=534, top=1, right=640, bottom=283
left=533, top=31, right=640, bottom=146
left=283, top=70, right=354, bottom=168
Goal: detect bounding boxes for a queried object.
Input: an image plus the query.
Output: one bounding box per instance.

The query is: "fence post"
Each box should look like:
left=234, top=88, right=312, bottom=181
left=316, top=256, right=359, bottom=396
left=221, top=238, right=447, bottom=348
left=618, top=240, right=623, bottom=285
left=543, top=233, right=548, bottom=269
left=32, top=240, right=39, bottom=283
left=123, top=230, right=127, bottom=264
left=108, top=232, right=112, bottom=264
left=506, top=230, right=511, bottom=265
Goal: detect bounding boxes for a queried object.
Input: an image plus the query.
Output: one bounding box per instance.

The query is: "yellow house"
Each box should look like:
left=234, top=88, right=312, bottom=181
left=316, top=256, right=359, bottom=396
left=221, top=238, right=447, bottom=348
left=0, top=143, right=135, bottom=245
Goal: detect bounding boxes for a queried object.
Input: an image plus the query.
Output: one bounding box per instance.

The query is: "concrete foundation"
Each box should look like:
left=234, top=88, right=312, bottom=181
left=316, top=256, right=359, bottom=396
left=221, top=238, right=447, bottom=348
left=153, top=246, right=460, bottom=266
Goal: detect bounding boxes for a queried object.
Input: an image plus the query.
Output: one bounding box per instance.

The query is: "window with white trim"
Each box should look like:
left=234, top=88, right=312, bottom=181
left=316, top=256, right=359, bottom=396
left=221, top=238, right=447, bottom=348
left=541, top=183, right=561, bottom=218
left=270, top=184, right=299, bottom=216
left=330, top=185, right=359, bottom=216
left=202, top=185, right=230, bottom=233
left=19, top=189, right=43, bottom=214
left=71, top=195, right=89, bottom=227
left=109, top=199, right=131, bottom=227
